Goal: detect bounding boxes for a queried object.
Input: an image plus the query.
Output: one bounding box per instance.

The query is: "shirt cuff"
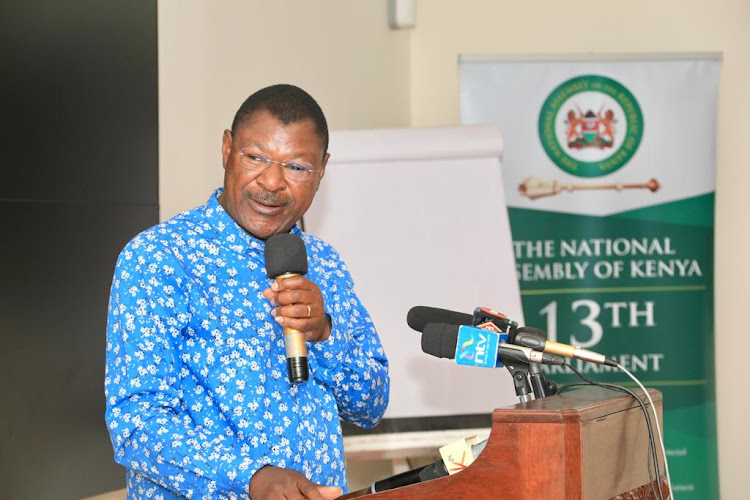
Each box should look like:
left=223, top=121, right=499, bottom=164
left=307, top=314, right=351, bottom=371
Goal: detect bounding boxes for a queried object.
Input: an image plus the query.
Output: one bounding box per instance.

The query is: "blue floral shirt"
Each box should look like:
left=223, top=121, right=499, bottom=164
left=105, top=189, right=389, bottom=499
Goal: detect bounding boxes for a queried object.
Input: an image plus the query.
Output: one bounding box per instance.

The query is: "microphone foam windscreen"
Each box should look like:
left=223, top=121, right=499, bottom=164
left=421, top=323, right=460, bottom=359
left=407, top=306, right=473, bottom=333
left=264, top=233, right=308, bottom=278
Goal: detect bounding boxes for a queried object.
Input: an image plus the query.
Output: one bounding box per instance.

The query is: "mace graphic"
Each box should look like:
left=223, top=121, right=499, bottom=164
left=518, top=177, right=660, bottom=200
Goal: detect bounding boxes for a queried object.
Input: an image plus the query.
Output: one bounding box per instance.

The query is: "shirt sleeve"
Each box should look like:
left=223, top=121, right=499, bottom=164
left=306, top=253, right=390, bottom=429
left=104, top=238, right=265, bottom=499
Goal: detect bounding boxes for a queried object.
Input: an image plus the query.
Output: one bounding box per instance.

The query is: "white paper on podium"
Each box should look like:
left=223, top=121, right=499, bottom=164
left=304, top=124, right=524, bottom=419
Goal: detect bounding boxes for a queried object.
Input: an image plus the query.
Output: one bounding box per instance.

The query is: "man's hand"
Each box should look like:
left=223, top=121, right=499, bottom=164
left=263, top=275, right=331, bottom=341
left=249, top=465, right=342, bottom=500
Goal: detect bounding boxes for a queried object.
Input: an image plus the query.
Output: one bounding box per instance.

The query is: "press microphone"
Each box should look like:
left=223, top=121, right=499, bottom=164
left=421, top=323, right=563, bottom=367
left=369, top=438, right=489, bottom=493
left=406, top=305, right=518, bottom=334
left=406, top=305, right=473, bottom=333
left=264, top=233, right=309, bottom=383
left=513, top=326, right=617, bottom=367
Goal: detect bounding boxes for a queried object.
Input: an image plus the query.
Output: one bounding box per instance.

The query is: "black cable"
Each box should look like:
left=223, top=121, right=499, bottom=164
left=558, top=363, right=665, bottom=500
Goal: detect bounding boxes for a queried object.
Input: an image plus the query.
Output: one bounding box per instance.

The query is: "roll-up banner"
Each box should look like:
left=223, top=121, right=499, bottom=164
left=460, top=54, right=721, bottom=498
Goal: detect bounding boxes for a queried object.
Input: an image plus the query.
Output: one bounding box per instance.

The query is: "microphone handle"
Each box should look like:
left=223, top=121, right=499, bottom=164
left=369, top=439, right=488, bottom=494
left=278, top=272, right=309, bottom=382
left=372, top=463, right=433, bottom=492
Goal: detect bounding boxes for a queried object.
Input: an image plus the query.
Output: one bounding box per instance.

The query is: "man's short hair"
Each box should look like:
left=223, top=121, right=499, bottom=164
left=231, top=84, right=329, bottom=154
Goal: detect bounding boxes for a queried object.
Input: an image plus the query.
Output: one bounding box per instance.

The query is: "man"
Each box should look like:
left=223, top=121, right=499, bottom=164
left=105, top=84, right=390, bottom=499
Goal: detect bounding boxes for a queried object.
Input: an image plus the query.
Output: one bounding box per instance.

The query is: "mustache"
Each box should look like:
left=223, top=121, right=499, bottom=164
left=246, top=189, right=290, bottom=207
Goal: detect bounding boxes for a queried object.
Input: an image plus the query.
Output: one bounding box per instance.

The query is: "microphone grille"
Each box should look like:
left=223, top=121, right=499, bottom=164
left=418, top=460, right=448, bottom=481
left=264, top=233, right=308, bottom=278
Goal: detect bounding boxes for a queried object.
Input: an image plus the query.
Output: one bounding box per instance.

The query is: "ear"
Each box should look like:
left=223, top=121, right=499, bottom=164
left=316, top=152, right=329, bottom=186
left=221, top=129, right=233, bottom=169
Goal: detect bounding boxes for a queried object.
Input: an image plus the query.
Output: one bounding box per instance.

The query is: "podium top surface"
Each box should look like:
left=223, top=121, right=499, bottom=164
left=493, top=387, right=662, bottom=424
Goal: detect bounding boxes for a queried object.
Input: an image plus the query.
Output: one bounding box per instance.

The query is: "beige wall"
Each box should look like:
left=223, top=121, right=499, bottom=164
left=159, top=0, right=747, bottom=496
left=410, top=1, right=749, bottom=497
left=158, top=0, right=411, bottom=220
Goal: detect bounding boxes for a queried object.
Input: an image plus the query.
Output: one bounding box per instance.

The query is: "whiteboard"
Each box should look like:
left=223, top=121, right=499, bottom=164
left=304, top=125, right=524, bottom=419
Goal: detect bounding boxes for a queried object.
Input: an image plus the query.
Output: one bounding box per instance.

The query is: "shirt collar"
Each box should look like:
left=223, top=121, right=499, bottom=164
left=202, top=188, right=303, bottom=256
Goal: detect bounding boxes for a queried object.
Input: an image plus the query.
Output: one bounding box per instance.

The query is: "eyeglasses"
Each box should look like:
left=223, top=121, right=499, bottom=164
left=234, top=148, right=320, bottom=182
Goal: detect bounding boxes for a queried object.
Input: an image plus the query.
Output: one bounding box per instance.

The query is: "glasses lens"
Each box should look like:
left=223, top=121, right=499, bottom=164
left=237, top=149, right=315, bottom=181
left=238, top=150, right=268, bottom=170
left=282, top=162, right=314, bottom=182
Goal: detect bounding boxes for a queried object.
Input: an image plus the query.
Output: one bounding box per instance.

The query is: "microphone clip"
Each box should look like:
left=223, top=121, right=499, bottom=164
left=472, top=307, right=518, bottom=337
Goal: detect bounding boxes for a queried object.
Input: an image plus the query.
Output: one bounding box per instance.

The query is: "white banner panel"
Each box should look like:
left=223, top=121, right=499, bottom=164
left=304, top=125, right=523, bottom=418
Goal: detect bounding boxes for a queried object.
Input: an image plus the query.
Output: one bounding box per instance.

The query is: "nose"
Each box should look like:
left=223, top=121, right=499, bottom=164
left=255, top=161, right=287, bottom=192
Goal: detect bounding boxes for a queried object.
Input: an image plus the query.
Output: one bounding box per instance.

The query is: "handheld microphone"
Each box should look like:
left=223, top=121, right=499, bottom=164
left=513, top=326, right=617, bottom=367
left=265, top=233, right=309, bottom=383
left=370, top=438, right=489, bottom=493
left=421, top=323, right=563, bottom=367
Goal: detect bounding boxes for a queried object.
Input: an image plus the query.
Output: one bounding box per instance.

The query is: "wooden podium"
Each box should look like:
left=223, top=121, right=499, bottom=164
left=342, top=387, right=668, bottom=499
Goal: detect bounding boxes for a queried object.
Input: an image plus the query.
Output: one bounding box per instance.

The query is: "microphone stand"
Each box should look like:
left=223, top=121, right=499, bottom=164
left=504, top=362, right=534, bottom=403
left=505, top=362, right=558, bottom=402
left=528, top=362, right=558, bottom=399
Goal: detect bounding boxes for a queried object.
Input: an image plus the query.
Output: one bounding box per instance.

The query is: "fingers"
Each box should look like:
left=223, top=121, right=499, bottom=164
left=250, top=465, right=337, bottom=500
left=273, top=289, right=309, bottom=308
left=300, top=482, right=328, bottom=500
left=297, top=484, right=343, bottom=500
left=300, top=483, right=343, bottom=500
left=271, top=274, right=315, bottom=293
left=266, top=277, right=316, bottom=308
left=272, top=303, right=314, bottom=321
left=318, top=485, right=343, bottom=499
left=264, top=275, right=331, bottom=341
left=272, top=305, right=329, bottom=342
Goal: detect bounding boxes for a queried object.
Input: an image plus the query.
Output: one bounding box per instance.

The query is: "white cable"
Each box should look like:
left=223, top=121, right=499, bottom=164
left=617, top=363, right=673, bottom=499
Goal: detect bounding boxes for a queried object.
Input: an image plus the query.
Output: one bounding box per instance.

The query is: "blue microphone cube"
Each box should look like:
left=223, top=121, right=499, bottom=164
left=454, top=325, right=506, bottom=368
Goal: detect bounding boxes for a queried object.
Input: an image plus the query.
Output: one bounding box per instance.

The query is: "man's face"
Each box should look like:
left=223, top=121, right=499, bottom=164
left=219, top=109, right=328, bottom=240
